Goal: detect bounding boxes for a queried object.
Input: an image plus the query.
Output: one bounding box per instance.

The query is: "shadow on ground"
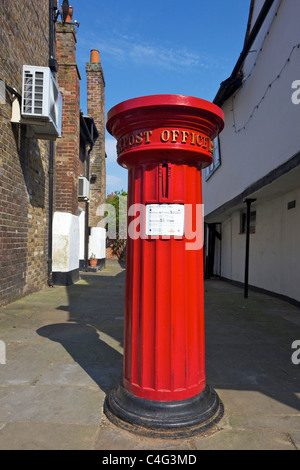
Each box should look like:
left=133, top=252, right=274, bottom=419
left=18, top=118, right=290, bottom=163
left=37, top=263, right=300, bottom=413
left=37, top=265, right=125, bottom=394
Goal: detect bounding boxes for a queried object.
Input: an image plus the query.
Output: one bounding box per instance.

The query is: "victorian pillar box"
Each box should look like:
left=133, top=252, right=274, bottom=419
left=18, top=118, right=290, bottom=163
left=105, top=95, right=224, bottom=437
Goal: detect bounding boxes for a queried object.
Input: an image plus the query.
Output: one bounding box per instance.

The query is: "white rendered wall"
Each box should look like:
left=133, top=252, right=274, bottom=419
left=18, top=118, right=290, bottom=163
left=203, top=0, right=300, bottom=216
left=89, top=227, right=106, bottom=260
left=52, top=212, right=80, bottom=272
left=220, top=187, right=300, bottom=302
left=78, top=208, right=85, bottom=261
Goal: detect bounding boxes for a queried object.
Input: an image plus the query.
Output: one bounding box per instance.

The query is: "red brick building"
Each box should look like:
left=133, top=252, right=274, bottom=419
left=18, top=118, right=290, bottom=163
left=0, top=1, right=106, bottom=305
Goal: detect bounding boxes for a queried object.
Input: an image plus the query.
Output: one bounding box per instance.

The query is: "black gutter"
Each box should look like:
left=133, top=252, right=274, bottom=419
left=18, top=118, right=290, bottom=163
left=214, top=0, right=276, bottom=107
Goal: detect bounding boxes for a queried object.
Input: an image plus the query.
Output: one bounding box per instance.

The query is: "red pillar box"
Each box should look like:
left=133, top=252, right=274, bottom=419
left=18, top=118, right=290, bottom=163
left=104, top=95, right=224, bottom=438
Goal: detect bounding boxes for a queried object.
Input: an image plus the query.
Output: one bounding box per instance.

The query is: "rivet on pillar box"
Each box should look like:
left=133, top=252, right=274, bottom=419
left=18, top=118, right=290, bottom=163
left=104, top=95, right=225, bottom=438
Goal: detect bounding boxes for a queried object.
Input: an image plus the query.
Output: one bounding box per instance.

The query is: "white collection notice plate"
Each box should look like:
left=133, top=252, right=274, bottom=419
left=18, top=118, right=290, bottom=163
left=145, top=204, right=185, bottom=236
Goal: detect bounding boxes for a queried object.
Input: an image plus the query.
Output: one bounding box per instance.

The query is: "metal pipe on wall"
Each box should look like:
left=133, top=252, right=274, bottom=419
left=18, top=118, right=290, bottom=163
left=47, top=0, right=58, bottom=286
left=244, top=198, right=256, bottom=298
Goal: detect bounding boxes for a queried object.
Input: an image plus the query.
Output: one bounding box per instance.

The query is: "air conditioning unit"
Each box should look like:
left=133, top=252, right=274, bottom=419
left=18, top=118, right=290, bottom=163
left=78, top=177, right=90, bottom=201
left=20, top=65, right=62, bottom=140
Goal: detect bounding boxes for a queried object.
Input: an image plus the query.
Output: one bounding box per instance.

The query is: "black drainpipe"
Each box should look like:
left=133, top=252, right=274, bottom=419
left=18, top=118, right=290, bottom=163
left=80, top=114, right=96, bottom=270
left=48, top=0, right=58, bottom=286
left=244, top=198, right=256, bottom=298
left=85, top=141, right=93, bottom=271
left=48, top=148, right=54, bottom=286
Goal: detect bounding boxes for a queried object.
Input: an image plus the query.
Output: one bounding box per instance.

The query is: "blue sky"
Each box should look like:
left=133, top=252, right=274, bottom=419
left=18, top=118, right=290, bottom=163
left=72, top=0, right=251, bottom=195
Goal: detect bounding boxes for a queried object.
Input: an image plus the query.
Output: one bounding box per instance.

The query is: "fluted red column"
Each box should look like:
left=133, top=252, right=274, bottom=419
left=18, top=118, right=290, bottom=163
left=123, top=163, right=206, bottom=401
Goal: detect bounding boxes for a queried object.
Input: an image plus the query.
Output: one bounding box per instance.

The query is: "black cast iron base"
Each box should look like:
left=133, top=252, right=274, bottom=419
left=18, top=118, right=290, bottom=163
left=104, top=384, right=224, bottom=439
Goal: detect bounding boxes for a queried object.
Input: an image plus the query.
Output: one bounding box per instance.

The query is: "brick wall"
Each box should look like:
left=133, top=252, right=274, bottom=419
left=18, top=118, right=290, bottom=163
left=0, top=0, right=50, bottom=306
left=86, top=53, right=106, bottom=226
left=55, top=22, right=84, bottom=216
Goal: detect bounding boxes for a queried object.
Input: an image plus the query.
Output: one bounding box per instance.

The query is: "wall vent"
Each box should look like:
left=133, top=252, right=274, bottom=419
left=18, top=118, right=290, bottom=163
left=78, top=177, right=90, bottom=201
left=287, top=200, right=296, bottom=210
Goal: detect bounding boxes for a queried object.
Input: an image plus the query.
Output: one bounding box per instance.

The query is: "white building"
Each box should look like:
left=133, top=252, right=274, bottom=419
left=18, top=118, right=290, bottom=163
left=203, top=0, right=300, bottom=305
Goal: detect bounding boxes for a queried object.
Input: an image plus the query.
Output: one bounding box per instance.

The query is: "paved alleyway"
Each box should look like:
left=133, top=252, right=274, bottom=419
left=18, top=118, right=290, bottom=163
left=0, top=259, right=299, bottom=450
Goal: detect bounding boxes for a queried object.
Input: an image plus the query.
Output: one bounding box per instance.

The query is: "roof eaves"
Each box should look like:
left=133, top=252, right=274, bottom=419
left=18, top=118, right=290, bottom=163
left=213, top=0, right=275, bottom=107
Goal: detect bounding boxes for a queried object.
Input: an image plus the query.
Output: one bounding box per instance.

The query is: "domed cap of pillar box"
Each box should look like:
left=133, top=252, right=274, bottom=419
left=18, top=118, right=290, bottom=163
left=106, top=94, right=225, bottom=169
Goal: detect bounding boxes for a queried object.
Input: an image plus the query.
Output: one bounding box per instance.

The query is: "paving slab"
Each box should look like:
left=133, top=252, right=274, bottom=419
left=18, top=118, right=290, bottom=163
left=0, top=259, right=298, bottom=450
left=0, top=422, right=98, bottom=450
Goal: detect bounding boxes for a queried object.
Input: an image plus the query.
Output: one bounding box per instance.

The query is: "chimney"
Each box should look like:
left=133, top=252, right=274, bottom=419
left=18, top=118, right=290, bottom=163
left=51, top=5, right=83, bottom=286
left=86, top=49, right=106, bottom=227
left=55, top=6, right=82, bottom=216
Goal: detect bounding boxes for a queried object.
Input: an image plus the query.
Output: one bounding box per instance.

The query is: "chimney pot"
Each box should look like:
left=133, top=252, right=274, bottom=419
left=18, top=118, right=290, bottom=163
left=66, top=6, right=73, bottom=22
left=90, top=49, right=100, bottom=63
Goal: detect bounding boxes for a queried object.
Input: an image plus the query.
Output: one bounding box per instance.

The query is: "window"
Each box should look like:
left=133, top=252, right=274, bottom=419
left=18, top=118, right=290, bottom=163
left=240, top=211, right=256, bottom=234
left=205, top=136, right=221, bottom=181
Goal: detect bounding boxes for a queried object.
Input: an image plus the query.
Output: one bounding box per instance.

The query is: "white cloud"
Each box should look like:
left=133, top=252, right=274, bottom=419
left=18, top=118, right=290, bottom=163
left=106, top=173, right=128, bottom=195
left=105, top=137, right=118, bottom=162
left=130, top=44, right=203, bottom=70
left=79, top=32, right=217, bottom=72
left=105, top=138, right=127, bottom=193
left=106, top=174, right=123, bottom=187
